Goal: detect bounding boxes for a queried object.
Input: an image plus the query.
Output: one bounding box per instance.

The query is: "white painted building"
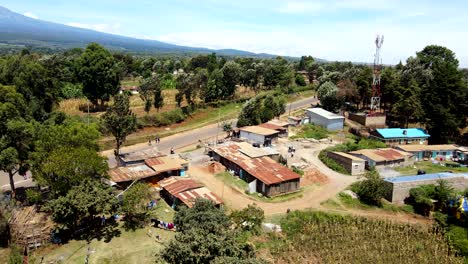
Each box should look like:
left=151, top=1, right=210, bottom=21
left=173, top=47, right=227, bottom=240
left=306, top=108, right=344, bottom=131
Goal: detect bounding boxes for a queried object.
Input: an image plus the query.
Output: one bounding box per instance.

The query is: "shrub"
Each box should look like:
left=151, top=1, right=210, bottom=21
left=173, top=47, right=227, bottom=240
left=60, top=83, right=83, bottom=99
left=295, top=74, right=306, bottom=86
left=294, top=124, right=329, bottom=140
left=25, top=189, right=42, bottom=205
left=351, top=170, right=389, bottom=206
left=318, top=150, right=348, bottom=175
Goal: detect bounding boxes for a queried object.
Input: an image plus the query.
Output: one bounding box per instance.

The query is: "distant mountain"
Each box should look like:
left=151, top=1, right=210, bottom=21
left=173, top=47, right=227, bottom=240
left=0, top=6, right=283, bottom=58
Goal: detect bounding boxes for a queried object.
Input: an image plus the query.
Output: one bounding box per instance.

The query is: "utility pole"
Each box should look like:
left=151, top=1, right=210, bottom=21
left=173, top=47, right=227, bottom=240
left=216, top=107, right=220, bottom=145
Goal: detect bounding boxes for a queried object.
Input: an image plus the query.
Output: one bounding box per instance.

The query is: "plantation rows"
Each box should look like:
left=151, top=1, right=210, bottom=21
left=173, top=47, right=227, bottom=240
left=263, top=211, right=462, bottom=264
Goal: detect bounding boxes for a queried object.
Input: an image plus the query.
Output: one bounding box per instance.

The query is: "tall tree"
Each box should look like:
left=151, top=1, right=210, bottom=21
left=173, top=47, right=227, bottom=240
left=416, top=45, right=467, bottom=143
left=76, top=43, right=120, bottom=107
left=139, top=75, right=160, bottom=114
left=47, top=178, right=119, bottom=231
left=204, top=69, right=224, bottom=103
left=221, top=61, right=242, bottom=99
left=391, top=78, right=424, bottom=128
left=317, top=81, right=339, bottom=112
left=0, top=120, right=35, bottom=195
left=102, top=93, right=137, bottom=155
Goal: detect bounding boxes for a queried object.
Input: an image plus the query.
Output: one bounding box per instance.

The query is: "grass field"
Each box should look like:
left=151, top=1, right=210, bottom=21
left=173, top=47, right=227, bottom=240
left=32, top=200, right=175, bottom=264
left=395, top=161, right=468, bottom=175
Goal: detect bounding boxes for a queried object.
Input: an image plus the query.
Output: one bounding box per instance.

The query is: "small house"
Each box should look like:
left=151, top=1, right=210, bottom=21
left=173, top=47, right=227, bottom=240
left=288, top=116, right=303, bottom=126
left=119, top=86, right=140, bottom=95
left=117, top=148, right=165, bottom=166
left=395, top=144, right=461, bottom=161
left=326, top=152, right=366, bottom=175
left=145, top=155, right=189, bottom=178
left=210, top=144, right=301, bottom=197
left=159, top=177, right=222, bottom=208
left=109, top=164, right=158, bottom=185
left=306, top=108, right=344, bottom=131
left=239, top=126, right=280, bottom=146
left=349, top=148, right=414, bottom=170
left=369, top=128, right=430, bottom=146
left=259, top=123, right=288, bottom=137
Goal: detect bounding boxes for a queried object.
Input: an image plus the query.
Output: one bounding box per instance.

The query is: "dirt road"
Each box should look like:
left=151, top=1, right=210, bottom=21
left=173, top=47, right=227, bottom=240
left=102, top=96, right=318, bottom=167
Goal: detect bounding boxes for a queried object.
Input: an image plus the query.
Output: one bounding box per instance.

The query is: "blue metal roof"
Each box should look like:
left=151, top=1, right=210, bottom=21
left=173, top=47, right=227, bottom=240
left=385, top=172, right=468, bottom=183
left=376, top=128, right=430, bottom=139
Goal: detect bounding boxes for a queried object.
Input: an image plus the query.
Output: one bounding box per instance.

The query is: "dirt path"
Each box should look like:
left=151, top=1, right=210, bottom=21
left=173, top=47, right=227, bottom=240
left=190, top=144, right=357, bottom=215
left=190, top=145, right=431, bottom=225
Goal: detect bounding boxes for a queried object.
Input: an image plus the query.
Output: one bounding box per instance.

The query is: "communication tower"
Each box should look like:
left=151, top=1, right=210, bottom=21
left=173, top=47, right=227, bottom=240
left=370, top=35, right=384, bottom=113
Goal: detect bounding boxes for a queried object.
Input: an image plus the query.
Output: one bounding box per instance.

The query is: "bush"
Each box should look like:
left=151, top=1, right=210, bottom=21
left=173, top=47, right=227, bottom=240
left=140, top=108, right=190, bottom=127
left=294, top=124, right=329, bottom=140
left=351, top=170, right=389, bottom=206
left=295, top=74, right=306, bottom=86
left=318, top=150, right=349, bottom=174
left=60, top=83, right=83, bottom=99
left=25, top=189, right=42, bottom=205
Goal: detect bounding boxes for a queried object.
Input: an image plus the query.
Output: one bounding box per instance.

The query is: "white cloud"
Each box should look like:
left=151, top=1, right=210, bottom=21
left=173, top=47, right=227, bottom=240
left=23, top=12, right=38, bottom=19
left=278, top=1, right=324, bottom=13
left=66, top=22, right=122, bottom=35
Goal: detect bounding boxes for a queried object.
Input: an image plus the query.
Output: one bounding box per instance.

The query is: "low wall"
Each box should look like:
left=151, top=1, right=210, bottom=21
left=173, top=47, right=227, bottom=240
left=348, top=113, right=386, bottom=128
left=387, top=176, right=468, bottom=204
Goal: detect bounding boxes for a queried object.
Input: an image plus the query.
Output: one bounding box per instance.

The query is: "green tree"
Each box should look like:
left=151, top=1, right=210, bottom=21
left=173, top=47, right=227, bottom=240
left=139, top=75, right=160, bottom=114
left=237, top=97, right=262, bottom=127
left=76, top=43, right=120, bottom=107
left=102, top=93, right=137, bottom=155
left=230, top=204, right=265, bottom=233
left=295, top=74, right=306, bottom=86
left=121, top=182, right=152, bottom=230
left=264, top=57, right=294, bottom=90
left=317, top=81, right=339, bottom=111
left=46, top=178, right=119, bottom=231
left=416, top=45, right=468, bottom=143
left=205, top=69, right=224, bottom=102
left=0, top=120, right=35, bottom=195
left=33, top=146, right=108, bottom=197
left=160, top=199, right=257, bottom=264
left=391, top=78, right=424, bottom=128
left=221, top=61, right=242, bottom=99
left=351, top=170, right=389, bottom=206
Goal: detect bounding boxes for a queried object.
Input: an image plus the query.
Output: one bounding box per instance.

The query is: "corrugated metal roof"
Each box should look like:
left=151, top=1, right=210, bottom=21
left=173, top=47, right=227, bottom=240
left=376, top=128, right=430, bottom=139
left=159, top=176, right=203, bottom=195
left=239, top=126, right=280, bottom=136
left=385, top=173, right=468, bottom=183
left=332, top=152, right=365, bottom=161
left=145, top=155, right=188, bottom=173
left=349, top=148, right=412, bottom=162
left=175, top=187, right=223, bottom=208
left=267, top=119, right=290, bottom=127
left=119, top=148, right=165, bottom=163
left=306, top=108, right=344, bottom=120
left=396, top=144, right=458, bottom=152
left=259, top=123, right=286, bottom=131
left=211, top=144, right=300, bottom=185
left=109, top=165, right=158, bottom=183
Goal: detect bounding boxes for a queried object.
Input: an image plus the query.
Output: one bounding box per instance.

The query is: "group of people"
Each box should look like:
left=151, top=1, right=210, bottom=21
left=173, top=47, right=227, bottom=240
left=148, top=136, right=161, bottom=145
left=151, top=218, right=176, bottom=231
left=288, top=145, right=296, bottom=157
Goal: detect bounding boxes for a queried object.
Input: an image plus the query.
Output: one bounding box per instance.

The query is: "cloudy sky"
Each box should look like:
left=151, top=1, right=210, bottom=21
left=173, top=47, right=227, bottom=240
left=3, top=0, right=468, bottom=66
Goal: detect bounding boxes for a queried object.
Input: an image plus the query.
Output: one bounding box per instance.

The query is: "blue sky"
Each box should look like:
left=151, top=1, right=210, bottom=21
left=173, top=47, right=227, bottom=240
left=2, top=0, right=468, bottom=66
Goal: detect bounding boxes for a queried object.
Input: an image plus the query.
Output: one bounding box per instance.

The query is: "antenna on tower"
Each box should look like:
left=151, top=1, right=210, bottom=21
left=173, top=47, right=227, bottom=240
left=370, top=34, right=384, bottom=113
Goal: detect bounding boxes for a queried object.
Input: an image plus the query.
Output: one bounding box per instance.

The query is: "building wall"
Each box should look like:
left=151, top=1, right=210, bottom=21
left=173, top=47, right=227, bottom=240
left=386, top=177, right=468, bottom=204
left=307, top=111, right=344, bottom=131
left=240, top=131, right=265, bottom=145
left=370, top=136, right=428, bottom=146
left=327, top=152, right=365, bottom=175
left=348, top=113, right=386, bottom=128
left=212, top=152, right=300, bottom=197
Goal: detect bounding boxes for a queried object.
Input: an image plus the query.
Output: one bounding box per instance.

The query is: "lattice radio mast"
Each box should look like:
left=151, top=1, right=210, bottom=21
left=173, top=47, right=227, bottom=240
left=370, top=35, right=384, bottom=113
